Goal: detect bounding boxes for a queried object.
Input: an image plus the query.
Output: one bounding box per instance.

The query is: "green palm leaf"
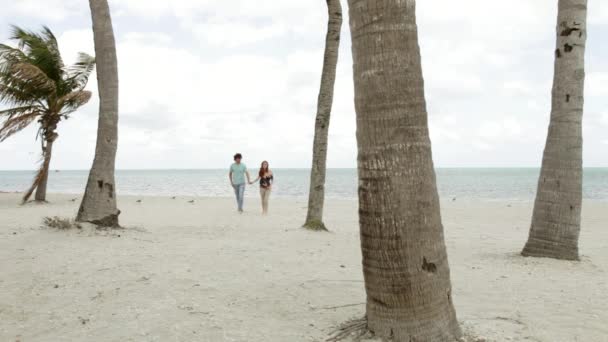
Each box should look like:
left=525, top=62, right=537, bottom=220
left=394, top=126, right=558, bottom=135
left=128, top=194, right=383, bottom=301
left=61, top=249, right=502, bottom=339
left=10, top=25, right=64, bottom=81
left=0, top=25, right=94, bottom=138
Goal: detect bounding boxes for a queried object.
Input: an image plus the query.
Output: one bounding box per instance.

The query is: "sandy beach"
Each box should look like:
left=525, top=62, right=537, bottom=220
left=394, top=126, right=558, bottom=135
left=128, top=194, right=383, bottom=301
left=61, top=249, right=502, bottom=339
left=0, top=193, right=607, bottom=341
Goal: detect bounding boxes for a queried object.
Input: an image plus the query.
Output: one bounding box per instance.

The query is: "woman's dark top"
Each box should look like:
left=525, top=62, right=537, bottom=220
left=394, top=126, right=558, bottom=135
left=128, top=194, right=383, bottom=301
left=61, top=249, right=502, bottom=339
left=260, top=174, right=274, bottom=188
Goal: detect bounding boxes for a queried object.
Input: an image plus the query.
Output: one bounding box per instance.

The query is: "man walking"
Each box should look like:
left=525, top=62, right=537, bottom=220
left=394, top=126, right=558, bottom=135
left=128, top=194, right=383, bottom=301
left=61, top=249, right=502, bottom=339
left=229, top=153, right=251, bottom=213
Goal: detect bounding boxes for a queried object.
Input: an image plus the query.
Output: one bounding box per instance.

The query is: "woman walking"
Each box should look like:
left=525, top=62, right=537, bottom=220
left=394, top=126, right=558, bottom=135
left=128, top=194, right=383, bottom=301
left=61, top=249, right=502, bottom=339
left=250, top=161, right=274, bottom=215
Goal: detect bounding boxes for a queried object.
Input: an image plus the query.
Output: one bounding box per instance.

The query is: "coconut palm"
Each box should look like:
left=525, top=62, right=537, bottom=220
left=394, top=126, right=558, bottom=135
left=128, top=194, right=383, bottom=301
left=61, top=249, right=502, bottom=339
left=77, top=0, right=120, bottom=227
left=332, top=0, right=462, bottom=340
left=0, top=26, right=95, bottom=203
left=303, top=0, right=343, bottom=231
left=522, top=0, right=588, bottom=261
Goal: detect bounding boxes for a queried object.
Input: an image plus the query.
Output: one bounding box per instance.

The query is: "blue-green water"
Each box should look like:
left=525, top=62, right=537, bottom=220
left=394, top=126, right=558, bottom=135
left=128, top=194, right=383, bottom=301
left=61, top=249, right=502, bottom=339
left=0, top=168, right=607, bottom=201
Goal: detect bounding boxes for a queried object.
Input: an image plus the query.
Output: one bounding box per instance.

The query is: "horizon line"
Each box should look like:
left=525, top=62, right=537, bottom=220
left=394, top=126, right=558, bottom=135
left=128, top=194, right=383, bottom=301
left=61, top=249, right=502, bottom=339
left=2, top=166, right=608, bottom=172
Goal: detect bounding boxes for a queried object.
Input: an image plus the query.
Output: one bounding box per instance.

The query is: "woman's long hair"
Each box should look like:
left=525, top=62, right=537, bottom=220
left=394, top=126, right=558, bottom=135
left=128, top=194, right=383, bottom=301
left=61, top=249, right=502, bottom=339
left=259, top=161, right=270, bottom=177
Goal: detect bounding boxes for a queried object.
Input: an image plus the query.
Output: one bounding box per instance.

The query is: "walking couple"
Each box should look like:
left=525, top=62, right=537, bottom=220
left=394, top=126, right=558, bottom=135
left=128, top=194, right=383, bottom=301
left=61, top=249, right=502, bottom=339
left=228, top=153, right=274, bottom=214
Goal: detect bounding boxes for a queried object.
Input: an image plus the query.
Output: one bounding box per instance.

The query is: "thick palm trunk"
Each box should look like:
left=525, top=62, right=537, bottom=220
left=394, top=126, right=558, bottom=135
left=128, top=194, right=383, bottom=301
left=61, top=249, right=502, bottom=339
left=34, top=138, right=54, bottom=201
left=346, top=0, right=461, bottom=340
left=303, top=0, right=343, bottom=231
left=77, top=0, right=120, bottom=227
left=522, top=0, right=587, bottom=261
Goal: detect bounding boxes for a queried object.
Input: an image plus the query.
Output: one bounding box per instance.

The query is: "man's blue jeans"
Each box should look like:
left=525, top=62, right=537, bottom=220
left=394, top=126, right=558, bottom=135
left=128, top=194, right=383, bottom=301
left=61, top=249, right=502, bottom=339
left=233, top=183, right=246, bottom=211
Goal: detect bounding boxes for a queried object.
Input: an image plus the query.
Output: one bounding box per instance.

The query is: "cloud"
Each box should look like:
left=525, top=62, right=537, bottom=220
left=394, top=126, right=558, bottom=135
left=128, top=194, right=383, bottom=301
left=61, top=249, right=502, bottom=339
left=1, top=0, right=608, bottom=170
left=587, top=72, right=608, bottom=97
left=0, top=0, right=84, bottom=21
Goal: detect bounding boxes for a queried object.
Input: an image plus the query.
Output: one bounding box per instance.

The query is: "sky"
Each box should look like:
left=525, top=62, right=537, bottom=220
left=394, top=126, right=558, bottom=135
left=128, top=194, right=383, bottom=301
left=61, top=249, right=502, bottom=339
left=0, top=0, right=607, bottom=170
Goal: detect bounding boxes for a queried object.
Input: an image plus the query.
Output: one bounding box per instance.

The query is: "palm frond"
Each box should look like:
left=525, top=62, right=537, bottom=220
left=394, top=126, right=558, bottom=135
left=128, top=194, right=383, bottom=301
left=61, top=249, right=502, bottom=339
left=0, top=26, right=92, bottom=144
left=0, top=83, right=42, bottom=106
left=0, top=43, right=28, bottom=62
left=0, top=110, right=40, bottom=141
left=65, top=53, right=95, bottom=91
left=9, top=25, right=64, bottom=82
left=41, top=26, right=65, bottom=77
left=0, top=105, right=43, bottom=118
left=58, top=90, right=92, bottom=115
left=9, top=63, right=57, bottom=93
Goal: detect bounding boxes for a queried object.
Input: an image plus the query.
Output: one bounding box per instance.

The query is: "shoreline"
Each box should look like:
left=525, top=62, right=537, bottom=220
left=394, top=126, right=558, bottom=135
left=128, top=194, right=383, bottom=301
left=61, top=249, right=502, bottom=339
left=3, top=191, right=608, bottom=204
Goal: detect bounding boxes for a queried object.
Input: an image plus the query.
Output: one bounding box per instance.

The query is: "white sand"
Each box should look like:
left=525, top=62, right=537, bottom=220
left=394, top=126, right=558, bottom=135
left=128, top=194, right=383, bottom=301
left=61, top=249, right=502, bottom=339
left=0, top=193, right=607, bottom=342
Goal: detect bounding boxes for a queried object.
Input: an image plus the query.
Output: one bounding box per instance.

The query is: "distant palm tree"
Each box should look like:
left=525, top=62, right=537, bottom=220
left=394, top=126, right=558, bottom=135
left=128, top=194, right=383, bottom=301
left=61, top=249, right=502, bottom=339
left=522, top=0, right=588, bottom=260
left=77, top=0, right=120, bottom=227
left=304, top=0, right=343, bottom=231
left=0, top=26, right=95, bottom=203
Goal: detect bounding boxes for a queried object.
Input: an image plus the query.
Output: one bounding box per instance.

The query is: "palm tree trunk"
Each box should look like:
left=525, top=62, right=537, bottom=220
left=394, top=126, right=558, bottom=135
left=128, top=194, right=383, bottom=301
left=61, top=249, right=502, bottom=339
left=22, top=131, right=58, bottom=203
left=522, top=0, right=587, bottom=261
left=77, top=0, right=120, bottom=227
left=304, top=0, right=343, bottom=231
left=34, top=138, right=55, bottom=202
left=346, top=0, right=461, bottom=340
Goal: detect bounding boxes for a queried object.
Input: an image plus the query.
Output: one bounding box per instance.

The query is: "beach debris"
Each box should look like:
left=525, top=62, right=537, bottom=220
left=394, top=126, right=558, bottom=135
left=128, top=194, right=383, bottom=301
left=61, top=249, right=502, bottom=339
left=136, top=199, right=142, bottom=203
left=188, top=200, right=195, bottom=203
left=53, top=284, right=59, bottom=288
left=78, top=317, right=90, bottom=325
left=318, top=302, right=365, bottom=310
left=327, top=317, right=368, bottom=342
left=340, top=264, right=346, bottom=268
left=188, top=311, right=210, bottom=315
left=452, top=197, right=457, bottom=201
left=171, top=196, right=176, bottom=199
left=70, top=198, right=77, bottom=202
left=90, top=291, right=103, bottom=300
left=137, top=276, right=150, bottom=282
left=43, top=216, right=81, bottom=230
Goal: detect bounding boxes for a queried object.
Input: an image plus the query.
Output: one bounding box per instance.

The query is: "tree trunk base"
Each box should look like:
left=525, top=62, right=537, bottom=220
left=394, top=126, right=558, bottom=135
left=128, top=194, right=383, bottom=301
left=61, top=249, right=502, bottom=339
left=303, top=219, right=328, bottom=232
left=521, top=240, right=579, bottom=261
left=21, top=199, right=49, bottom=205
left=77, top=212, right=121, bottom=229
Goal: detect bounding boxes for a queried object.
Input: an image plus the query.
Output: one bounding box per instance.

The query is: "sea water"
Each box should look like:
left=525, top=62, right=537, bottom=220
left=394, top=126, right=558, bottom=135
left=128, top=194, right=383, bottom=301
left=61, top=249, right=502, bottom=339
left=0, top=168, right=607, bottom=201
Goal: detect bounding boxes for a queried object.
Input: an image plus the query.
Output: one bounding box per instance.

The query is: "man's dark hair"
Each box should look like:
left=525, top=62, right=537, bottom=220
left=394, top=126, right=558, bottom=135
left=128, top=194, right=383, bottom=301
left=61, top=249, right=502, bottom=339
left=234, top=153, right=242, bottom=160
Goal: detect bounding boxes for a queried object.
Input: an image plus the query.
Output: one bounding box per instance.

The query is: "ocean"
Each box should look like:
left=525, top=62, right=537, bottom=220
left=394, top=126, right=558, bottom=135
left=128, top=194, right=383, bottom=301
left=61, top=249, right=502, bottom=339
left=0, top=168, right=607, bottom=201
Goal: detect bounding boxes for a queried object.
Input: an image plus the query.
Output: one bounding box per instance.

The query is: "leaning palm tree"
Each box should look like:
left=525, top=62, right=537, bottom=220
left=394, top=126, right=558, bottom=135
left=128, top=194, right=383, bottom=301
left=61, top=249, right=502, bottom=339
left=76, top=0, right=120, bottom=227
left=0, top=26, right=95, bottom=203
left=330, top=0, right=461, bottom=340
left=522, top=0, right=588, bottom=261
left=303, top=0, right=343, bottom=231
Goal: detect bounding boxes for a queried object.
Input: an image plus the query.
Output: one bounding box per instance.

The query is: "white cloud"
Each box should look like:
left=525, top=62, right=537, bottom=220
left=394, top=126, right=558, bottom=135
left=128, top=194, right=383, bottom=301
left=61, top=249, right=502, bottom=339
left=190, top=20, right=286, bottom=47
left=587, top=72, right=608, bottom=97
left=0, top=0, right=84, bottom=21
left=599, top=113, right=608, bottom=127
left=1, top=0, right=607, bottom=169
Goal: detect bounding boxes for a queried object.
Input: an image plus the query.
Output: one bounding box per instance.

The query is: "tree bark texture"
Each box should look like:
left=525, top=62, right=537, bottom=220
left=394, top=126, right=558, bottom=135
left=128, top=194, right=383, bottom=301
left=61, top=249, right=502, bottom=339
left=348, top=0, right=461, bottom=340
left=523, top=0, right=587, bottom=261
